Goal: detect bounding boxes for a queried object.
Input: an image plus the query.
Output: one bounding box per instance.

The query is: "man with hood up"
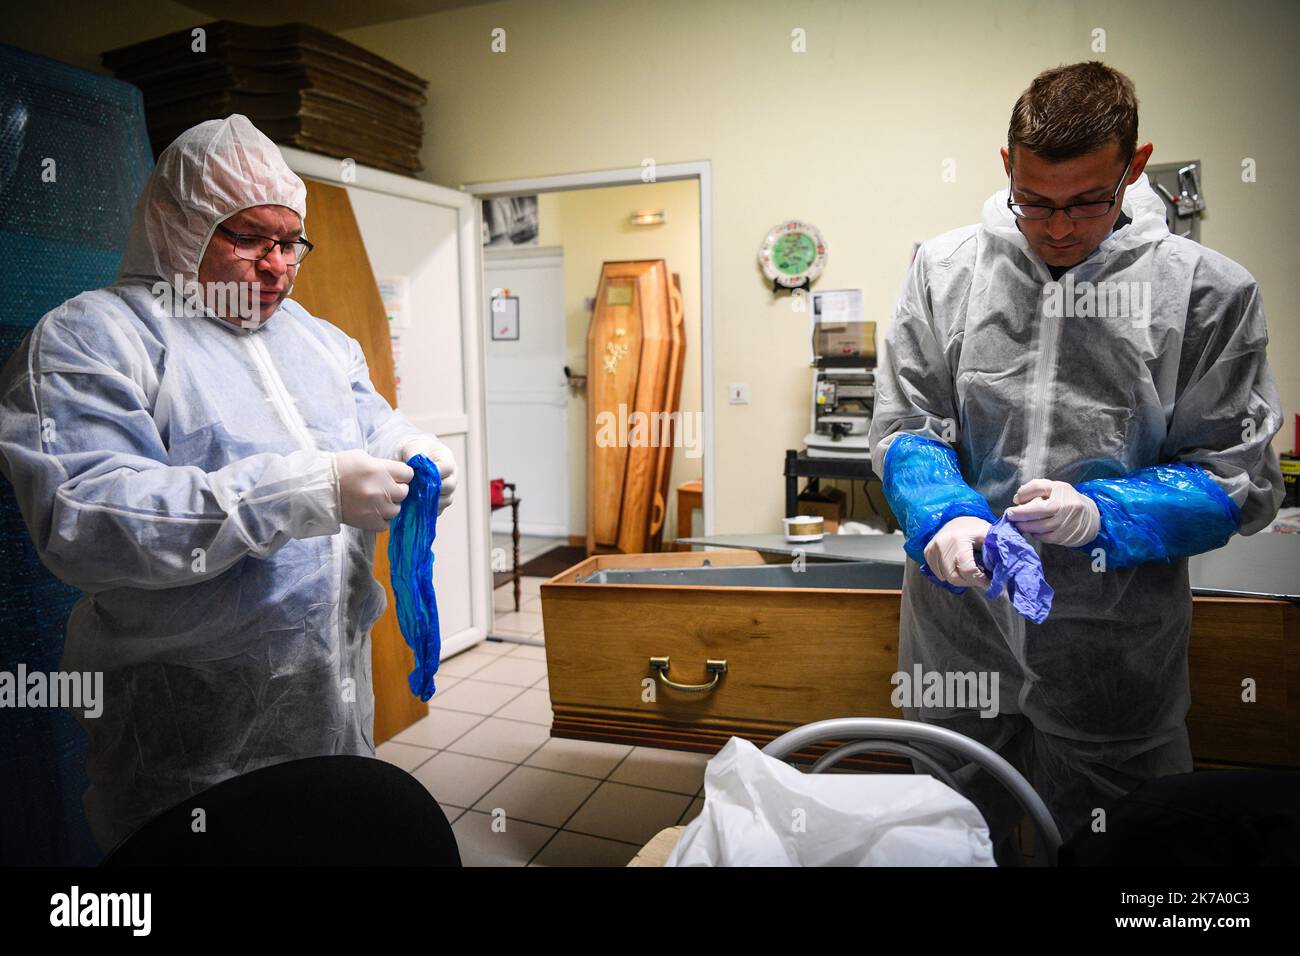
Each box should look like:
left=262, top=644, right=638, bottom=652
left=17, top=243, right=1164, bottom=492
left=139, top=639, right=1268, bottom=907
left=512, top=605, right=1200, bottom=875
left=0, top=114, right=459, bottom=852
left=868, top=63, right=1283, bottom=861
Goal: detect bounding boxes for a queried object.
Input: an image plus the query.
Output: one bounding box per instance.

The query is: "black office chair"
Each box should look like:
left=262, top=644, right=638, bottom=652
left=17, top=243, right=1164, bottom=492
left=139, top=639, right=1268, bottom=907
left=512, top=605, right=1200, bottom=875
left=102, top=755, right=461, bottom=866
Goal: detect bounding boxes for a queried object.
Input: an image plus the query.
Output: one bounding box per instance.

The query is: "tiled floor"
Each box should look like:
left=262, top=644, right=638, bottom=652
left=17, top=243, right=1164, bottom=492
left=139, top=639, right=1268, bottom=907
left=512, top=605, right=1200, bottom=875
left=375, top=534, right=710, bottom=866
left=487, top=533, right=562, bottom=644
left=386, top=535, right=1035, bottom=866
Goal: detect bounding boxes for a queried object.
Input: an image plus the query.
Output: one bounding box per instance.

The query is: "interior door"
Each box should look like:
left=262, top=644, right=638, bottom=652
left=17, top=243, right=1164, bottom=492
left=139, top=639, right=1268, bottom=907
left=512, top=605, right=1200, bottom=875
left=484, top=247, right=567, bottom=538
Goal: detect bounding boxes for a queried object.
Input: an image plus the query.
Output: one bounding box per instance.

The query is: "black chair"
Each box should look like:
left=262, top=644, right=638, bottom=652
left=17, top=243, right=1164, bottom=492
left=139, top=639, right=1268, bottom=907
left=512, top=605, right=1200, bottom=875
left=1059, top=769, right=1300, bottom=866
left=102, top=755, right=461, bottom=866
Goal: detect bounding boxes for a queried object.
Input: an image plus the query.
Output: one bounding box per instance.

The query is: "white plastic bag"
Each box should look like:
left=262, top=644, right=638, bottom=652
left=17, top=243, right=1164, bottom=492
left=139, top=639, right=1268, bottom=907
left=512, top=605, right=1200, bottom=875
left=665, top=736, right=997, bottom=866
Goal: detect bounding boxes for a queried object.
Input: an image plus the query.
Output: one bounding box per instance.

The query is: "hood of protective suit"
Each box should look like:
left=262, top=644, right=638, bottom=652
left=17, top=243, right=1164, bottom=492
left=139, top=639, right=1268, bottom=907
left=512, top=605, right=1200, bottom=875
left=979, top=170, right=1169, bottom=269
left=115, top=113, right=307, bottom=328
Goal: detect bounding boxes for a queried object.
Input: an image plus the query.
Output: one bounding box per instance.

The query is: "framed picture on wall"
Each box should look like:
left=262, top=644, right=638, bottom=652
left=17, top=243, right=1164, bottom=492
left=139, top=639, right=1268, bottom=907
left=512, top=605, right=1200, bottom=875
left=490, top=295, right=520, bottom=340
left=482, top=196, right=539, bottom=246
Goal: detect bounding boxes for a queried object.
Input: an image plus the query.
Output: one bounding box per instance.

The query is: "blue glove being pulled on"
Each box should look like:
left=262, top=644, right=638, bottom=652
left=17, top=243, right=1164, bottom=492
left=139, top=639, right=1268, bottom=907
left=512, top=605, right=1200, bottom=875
left=979, top=514, right=1055, bottom=624
left=388, top=454, right=443, bottom=701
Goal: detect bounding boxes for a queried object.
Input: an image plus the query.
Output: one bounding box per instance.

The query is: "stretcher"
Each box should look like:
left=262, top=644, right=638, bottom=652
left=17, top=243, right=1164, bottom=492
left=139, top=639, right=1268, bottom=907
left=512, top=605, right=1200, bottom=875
left=630, top=717, right=1063, bottom=867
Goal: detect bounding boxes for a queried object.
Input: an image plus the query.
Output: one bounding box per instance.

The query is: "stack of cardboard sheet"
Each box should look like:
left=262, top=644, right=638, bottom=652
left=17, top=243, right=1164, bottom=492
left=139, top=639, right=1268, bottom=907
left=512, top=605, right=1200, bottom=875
left=102, top=20, right=427, bottom=175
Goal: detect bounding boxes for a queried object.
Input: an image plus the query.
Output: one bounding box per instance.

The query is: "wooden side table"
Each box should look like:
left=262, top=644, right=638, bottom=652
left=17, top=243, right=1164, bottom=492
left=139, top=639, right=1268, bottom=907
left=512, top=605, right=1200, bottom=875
left=675, top=479, right=703, bottom=551
left=491, top=483, right=522, bottom=612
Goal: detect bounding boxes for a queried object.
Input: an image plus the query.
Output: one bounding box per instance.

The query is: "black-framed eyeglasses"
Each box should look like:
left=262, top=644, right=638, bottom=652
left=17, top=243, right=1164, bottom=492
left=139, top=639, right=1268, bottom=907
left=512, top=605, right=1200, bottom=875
left=215, top=224, right=314, bottom=264
left=1007, top=157, right=1133, bottom=220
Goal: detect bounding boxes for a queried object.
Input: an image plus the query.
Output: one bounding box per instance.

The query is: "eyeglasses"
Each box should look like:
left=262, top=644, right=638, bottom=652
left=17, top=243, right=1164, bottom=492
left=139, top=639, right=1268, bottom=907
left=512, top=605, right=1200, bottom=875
left=215, top=224, right=314, bottom=264
left=1007, top=157, right=1133, bottom=220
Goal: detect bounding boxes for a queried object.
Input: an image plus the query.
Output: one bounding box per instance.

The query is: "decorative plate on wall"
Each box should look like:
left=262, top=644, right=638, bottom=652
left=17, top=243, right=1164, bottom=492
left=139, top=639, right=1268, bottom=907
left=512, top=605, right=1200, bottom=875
left=758, top=220, right=827, bottom=292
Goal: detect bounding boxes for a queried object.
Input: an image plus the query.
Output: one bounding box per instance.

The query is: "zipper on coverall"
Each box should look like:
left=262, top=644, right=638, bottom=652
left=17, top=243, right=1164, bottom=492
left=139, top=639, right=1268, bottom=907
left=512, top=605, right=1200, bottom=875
left=242, top=333, right=351, bottom=704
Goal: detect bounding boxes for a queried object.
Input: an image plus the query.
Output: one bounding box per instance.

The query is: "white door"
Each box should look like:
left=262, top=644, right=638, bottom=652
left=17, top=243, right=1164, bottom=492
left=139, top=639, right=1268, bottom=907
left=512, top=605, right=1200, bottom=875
left=484, top=246, right=568, bottom=538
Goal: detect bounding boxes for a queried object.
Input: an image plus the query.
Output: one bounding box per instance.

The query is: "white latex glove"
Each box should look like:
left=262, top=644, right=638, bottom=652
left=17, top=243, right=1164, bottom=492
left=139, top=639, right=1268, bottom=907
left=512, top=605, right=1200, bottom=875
left=924, top=516, right=992, bottom=589
left=399, top=435, right=457, bottom=515
left=333, top=449, right=412, bottom=532
left=1004, top=478, right=1100, bottom=546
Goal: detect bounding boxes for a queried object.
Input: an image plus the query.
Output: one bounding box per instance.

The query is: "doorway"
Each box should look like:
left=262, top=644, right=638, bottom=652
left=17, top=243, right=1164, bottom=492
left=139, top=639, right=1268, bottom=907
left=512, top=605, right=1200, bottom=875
left=468, top=163, right=713, bottom=642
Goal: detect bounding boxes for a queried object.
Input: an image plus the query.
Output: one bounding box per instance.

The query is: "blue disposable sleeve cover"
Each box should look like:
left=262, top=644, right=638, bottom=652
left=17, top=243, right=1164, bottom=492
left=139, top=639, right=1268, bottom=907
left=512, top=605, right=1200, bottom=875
left=1075, top=462, right=1242, bottom=568
left=388, top=454, right=443, bottom=701
left=881, top=434, right=996, bottom=593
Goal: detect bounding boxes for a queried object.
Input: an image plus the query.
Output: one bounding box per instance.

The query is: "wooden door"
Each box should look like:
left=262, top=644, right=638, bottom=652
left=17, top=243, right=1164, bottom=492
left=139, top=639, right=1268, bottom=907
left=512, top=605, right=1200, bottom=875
left=289, top=177, right=427, bottom=744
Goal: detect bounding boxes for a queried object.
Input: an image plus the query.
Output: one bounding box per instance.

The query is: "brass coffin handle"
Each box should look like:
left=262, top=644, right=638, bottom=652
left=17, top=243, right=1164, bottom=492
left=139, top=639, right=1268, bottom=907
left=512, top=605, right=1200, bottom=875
left=649, top=656, right=727, bottom=693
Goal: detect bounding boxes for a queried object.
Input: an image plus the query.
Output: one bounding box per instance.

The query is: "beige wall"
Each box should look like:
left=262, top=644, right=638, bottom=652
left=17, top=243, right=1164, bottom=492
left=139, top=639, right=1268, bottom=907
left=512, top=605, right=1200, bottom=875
left=4, top=0, right=204, bottom=73
left=11, top=0, right=1296, bottom=534
left=342, top=0, right=1298, bottom=533
left=536, top=181, right=703, bottom=539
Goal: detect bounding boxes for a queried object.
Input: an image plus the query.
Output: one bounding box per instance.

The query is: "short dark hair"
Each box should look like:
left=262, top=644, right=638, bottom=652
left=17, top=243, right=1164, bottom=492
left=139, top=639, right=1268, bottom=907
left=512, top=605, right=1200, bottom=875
left=1008, top=61, right=1138, bottom=163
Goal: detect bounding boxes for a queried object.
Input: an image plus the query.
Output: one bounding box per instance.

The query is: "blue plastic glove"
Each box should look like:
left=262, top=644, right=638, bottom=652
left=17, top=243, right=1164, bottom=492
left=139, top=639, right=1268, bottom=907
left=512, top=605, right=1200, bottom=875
left=980, top=514, right=1055, bottom=624
left=388, top=454, right=443, bottom=701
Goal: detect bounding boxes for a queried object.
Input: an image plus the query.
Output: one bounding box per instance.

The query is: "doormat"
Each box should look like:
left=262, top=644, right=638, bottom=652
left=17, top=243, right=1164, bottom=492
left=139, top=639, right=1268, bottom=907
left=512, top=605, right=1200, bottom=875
left=517, top=545, right=589, bottom=578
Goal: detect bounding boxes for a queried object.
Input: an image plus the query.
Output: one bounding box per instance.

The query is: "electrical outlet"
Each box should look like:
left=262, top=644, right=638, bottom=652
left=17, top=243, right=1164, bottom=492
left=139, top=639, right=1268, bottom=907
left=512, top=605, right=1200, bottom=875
left=728, top=383, right=750, bottom=405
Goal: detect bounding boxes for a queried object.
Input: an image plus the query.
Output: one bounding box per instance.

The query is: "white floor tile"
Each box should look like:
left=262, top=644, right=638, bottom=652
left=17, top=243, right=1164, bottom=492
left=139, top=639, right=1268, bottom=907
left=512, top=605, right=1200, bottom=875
left=565, top=781, right=692, bottom=846
left=524, top=736, right=631, bottom=778
left=470, top=655, right=548, bottom=687
left=375, top=740, right=437, bottom=773
left=444, top=716, right=551, bottom=763
left=493, top=688, right=553, bottom=726
left=393, top=709, right=483, bottom=750
left=608, top=746, right=712, bottom=795
left=533, top=831, right=640, bottom=867
left=411, top=750, right=515, bottom=809
left=452, top=809, right=555, bottom=867
left=429, top=678, right=528, bottom=716
left=492, top=609, right=544, bottom=636
left=496, top=633, right=544, bottom=648
left=437, top=647, right=502, bottom=679
left=472, top=765, right=601, bottom=828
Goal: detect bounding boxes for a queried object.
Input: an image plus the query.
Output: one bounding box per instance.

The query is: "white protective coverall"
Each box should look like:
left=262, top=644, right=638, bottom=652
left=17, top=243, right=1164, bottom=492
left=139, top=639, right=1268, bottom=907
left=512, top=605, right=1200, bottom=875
left=867, top=172, right=1284, bottom=846
left=0, top=115, right=444, bottom=851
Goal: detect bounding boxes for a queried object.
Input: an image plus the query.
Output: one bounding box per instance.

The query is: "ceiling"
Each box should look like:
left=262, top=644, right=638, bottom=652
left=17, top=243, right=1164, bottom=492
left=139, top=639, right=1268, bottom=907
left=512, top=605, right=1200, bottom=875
left=178, top=0, right=503, bottom=32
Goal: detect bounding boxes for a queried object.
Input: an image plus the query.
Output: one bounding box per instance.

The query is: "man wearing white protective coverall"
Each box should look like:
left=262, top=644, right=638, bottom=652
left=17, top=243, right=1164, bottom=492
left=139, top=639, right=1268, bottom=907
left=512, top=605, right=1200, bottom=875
left=867, top=62, right=1283, bottom=860
left=0, top=114, right=459, bottom=852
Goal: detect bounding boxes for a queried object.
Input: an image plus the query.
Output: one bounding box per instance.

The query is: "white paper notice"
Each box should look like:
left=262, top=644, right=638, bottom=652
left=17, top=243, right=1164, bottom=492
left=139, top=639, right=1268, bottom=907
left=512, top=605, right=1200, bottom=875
left=377, top=276, right=411, bottom=405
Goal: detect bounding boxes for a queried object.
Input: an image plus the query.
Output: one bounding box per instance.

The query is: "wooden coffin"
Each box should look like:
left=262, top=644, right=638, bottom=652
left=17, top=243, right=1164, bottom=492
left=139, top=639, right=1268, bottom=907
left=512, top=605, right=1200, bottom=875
left=540, top=550, right=1300, bottom=771
left=586, top=261, right=685, bottom=556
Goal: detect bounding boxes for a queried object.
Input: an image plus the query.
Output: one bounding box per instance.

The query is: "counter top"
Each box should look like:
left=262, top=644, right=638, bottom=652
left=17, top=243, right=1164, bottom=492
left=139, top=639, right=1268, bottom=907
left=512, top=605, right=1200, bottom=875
left=679, top=531, right=1300, bottom=601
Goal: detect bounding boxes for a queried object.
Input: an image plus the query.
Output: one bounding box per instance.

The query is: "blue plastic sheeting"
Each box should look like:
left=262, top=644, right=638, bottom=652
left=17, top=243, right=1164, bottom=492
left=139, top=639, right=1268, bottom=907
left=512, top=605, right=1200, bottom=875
left=881, top=433, right=996, bottom=591
left=980, top=515, right=1054, bottom=623
left=0, top=42, right=153, bottom=865
left=1076, top=462, right=1242, bottom=568
left=388, top=455, right=443, bottom=701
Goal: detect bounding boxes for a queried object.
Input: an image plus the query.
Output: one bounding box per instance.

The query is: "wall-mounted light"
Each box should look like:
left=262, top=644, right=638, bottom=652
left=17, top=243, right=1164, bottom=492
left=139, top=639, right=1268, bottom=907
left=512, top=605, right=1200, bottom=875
left=630, top=208, right=667, bottom=226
